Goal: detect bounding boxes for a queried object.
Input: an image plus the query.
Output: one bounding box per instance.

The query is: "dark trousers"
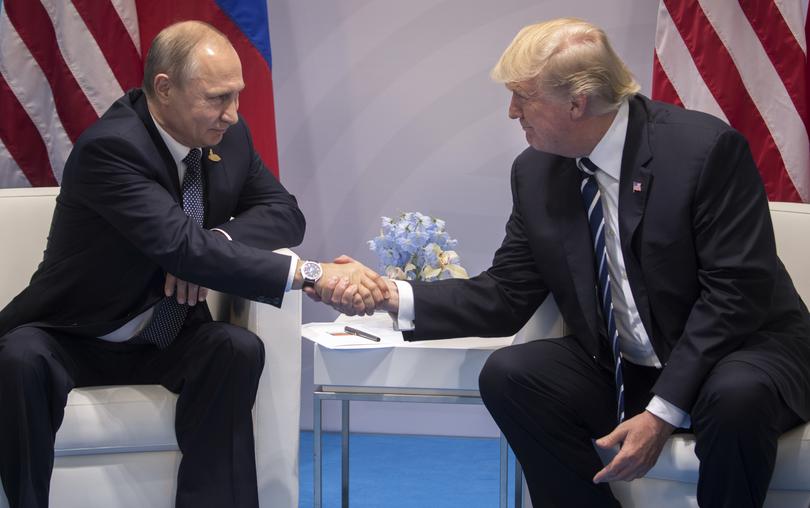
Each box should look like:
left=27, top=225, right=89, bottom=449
left=0, top=307, right=265, bottom=508
left=479, top=336, right=802, bottom=508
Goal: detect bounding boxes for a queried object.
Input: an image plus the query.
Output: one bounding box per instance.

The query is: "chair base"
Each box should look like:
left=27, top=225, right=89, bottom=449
left=610, top=477, right=810, bottom=508
left=0, top=451, right=180, bottom=508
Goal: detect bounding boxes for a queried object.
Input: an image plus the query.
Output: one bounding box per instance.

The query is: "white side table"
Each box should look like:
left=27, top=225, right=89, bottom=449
left=303, top=314, right=525, bottom=508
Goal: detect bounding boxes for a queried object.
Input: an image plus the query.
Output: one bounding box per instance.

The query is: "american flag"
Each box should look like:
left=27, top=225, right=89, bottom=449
left=653, top=0, right=810, bottom=203
left=0, top=0, right=279, bottom=188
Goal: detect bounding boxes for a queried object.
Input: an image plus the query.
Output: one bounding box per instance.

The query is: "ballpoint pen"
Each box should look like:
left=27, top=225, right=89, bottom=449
left=344, top=326, right=381, bottom=342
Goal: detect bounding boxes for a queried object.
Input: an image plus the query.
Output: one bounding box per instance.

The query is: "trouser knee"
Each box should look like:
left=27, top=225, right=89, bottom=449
left=692, top=367, right=775, bottom=438
left=197, top=323, right=265, bottom=381
left=0, top=328, right=73, bottom=396
left=478, top=347, right=514, bottom=409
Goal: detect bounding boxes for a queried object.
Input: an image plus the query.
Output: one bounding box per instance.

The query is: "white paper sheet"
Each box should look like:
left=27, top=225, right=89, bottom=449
left=302, top=321, right=404, bottom=349
left=302, top=313, right=515, bottom=350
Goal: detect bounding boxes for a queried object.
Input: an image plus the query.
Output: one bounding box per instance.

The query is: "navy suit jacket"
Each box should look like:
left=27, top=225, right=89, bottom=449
left=0, top=89, right=305, bottom=338
left=408, top=95, right=810, bottom=420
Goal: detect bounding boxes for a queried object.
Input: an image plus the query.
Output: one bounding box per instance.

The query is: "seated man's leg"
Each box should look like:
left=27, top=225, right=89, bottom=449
left=143, top=316, right=265, bottom=508
left=479, top=336, right=620, bottom=508
left=692, top=356, right=802, bottom=508
left=0, top=327, right=77, bottom=508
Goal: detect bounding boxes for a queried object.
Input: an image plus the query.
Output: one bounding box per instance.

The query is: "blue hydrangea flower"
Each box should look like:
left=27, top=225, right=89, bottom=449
left=369, top=212, right=469, bottom=281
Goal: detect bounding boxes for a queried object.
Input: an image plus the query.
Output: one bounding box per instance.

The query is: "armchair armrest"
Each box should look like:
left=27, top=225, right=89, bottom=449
left=513, top=296, right=566, bottom=344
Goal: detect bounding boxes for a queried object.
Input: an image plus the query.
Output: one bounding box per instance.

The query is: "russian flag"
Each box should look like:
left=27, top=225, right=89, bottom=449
left=0, top=0, right=280, bottom=187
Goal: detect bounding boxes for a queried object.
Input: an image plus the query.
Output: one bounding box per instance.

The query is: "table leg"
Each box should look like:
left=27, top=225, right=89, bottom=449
left=341, top=399, right=350, bottom=508
left=514, top=455, right=523, bottom=508
left=499, top=433, right=508, bottom=508
left=314, top=395, right=323, bottom=508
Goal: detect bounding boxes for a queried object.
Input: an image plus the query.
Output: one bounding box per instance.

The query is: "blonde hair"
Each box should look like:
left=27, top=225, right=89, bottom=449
left=491, top=18, right=640, bottom=114
left=143, top=20, right=230, bottom=97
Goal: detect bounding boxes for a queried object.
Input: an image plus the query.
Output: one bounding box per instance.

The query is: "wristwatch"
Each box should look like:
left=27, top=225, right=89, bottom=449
left=300, top=260, right=323, bottom=289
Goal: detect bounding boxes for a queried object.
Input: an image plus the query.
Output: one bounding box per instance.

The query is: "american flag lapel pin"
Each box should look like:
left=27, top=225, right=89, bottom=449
left=632, top=181, right=642, bottom=193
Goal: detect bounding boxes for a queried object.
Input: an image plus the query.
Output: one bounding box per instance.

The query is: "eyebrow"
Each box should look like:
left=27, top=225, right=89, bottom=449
left=512, top=89, right=532, bottom=100
left=206, top=86, right=243, bottom=98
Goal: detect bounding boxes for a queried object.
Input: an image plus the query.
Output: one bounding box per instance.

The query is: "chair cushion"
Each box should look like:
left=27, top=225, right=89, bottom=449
left=55, top=386, right=178, bottom=456
left=644, top=423, right=810, bottom=490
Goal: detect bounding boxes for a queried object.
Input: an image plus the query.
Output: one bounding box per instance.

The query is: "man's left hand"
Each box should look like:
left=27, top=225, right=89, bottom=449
left=592, top=410, right=675, bottom=483
left=165, top=273, right=209, bottom=306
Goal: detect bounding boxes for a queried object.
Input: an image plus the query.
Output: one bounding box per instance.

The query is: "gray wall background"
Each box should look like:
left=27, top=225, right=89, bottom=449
left=268, top=0, right=660, bottom=436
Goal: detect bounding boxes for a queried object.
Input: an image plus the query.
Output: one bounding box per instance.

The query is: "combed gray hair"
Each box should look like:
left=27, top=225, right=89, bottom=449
left=491, top=18, right=640, bottom=115
left=142, top=20, right=229, bottom=97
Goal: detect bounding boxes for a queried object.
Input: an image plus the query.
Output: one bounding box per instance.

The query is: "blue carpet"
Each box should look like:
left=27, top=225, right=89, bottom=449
left=299, top=432, right=517, bottom=507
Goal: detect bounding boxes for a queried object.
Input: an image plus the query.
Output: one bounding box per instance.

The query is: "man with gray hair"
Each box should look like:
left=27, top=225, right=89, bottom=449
left=323, top=17, right=810, bottom=508
left=0, top=20, right=385, bottom=508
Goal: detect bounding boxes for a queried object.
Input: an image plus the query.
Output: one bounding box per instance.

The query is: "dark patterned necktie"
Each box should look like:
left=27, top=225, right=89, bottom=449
left=136, top=148, right=204, bottom=349
left=579, top=157, right=625, bottom=423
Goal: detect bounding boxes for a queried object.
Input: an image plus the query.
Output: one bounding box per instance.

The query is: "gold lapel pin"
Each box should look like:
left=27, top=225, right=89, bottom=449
left=208, top=148, right=221, bottom=162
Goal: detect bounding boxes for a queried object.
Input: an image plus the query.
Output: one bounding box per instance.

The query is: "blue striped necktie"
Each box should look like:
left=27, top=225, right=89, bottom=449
left=135, top=148, right=204, bottom=349
left=579, top=157, right=625, bottom=423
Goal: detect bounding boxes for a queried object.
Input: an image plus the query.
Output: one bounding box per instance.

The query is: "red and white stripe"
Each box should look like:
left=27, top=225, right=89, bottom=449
left=653, top=0, right=810, bottom=203
left=0, top=0, right=141, bottom=188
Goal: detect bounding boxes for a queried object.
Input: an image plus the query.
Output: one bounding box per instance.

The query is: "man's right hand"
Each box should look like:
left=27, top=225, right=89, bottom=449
left=306, top=256, right=400, bottom=316
left=303, top=255, right=391, bottom=316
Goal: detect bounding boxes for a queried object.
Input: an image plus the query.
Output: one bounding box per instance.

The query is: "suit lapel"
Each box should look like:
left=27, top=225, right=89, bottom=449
left=131, top=90, right=182, bottom=199
left=547, top=158, right=602, bottom=342
left=618, top=95, right=655, bottom=337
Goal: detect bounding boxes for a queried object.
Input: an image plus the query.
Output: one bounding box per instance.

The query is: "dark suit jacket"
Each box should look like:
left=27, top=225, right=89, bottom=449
left=409, top=95, right=810, bottom=420
left=0, top=89, right=305, bottom=338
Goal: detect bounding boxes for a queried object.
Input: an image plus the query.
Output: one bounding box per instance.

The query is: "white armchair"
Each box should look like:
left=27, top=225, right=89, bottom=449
left=516, top=201, right=810, bottom=508
left=0, top=187, right=302, bottom=508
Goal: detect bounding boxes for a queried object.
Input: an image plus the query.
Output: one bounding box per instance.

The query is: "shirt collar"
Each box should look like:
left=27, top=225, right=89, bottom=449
left=149, top=111, right=198, bottom=168
left=577, top=100, right=629, bottom=181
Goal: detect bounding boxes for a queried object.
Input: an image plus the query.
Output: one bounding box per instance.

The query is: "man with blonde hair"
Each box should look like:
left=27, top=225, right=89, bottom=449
left=323, top=17, right=810, bottom=508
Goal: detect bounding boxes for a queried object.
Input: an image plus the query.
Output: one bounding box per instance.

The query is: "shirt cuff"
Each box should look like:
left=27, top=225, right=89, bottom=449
left=284, top=251, right=300, bottom=293
left=646, top=395, right=691, bottom=429
left=391, top=279, right=415, bottom=331
left=210, top=227, right=232, bottom=241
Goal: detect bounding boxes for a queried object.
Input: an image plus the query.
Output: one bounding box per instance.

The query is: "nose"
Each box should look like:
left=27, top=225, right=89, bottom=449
left=222, top=95, right=239, bottom=125
left=508, top=94, right=521, bottom=120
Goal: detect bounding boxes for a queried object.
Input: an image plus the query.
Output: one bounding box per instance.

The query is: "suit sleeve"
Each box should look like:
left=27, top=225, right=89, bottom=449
left=68, top=134, right=297, bottom=307
left=652, top=129, right=779, bottom=411
left=212, top=120, right=305, bottom=250
left=409, top=160, right=549, bottom=340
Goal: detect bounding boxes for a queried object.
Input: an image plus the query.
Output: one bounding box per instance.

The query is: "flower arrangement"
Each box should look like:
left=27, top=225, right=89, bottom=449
left=368, top=212, right=469, bottom=282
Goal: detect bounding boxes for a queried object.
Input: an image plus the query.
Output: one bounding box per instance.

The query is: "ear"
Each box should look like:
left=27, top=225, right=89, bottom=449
left=153, top=73, right=171, bottom=104
left=569, top=94, right=588, bottom=120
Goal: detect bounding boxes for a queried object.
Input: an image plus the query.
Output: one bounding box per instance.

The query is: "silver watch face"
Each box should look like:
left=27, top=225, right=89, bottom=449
left=301, top=261, right=323, bottom=281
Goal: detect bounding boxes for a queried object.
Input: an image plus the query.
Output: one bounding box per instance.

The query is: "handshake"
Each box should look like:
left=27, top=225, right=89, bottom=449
left=294, top=255, right=399, bottom=316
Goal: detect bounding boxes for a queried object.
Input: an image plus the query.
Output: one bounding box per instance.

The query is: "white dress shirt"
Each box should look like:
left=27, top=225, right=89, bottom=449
left=394, top=101, right=690, bottom=428
left=98, top=115, right=297, bottom=342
